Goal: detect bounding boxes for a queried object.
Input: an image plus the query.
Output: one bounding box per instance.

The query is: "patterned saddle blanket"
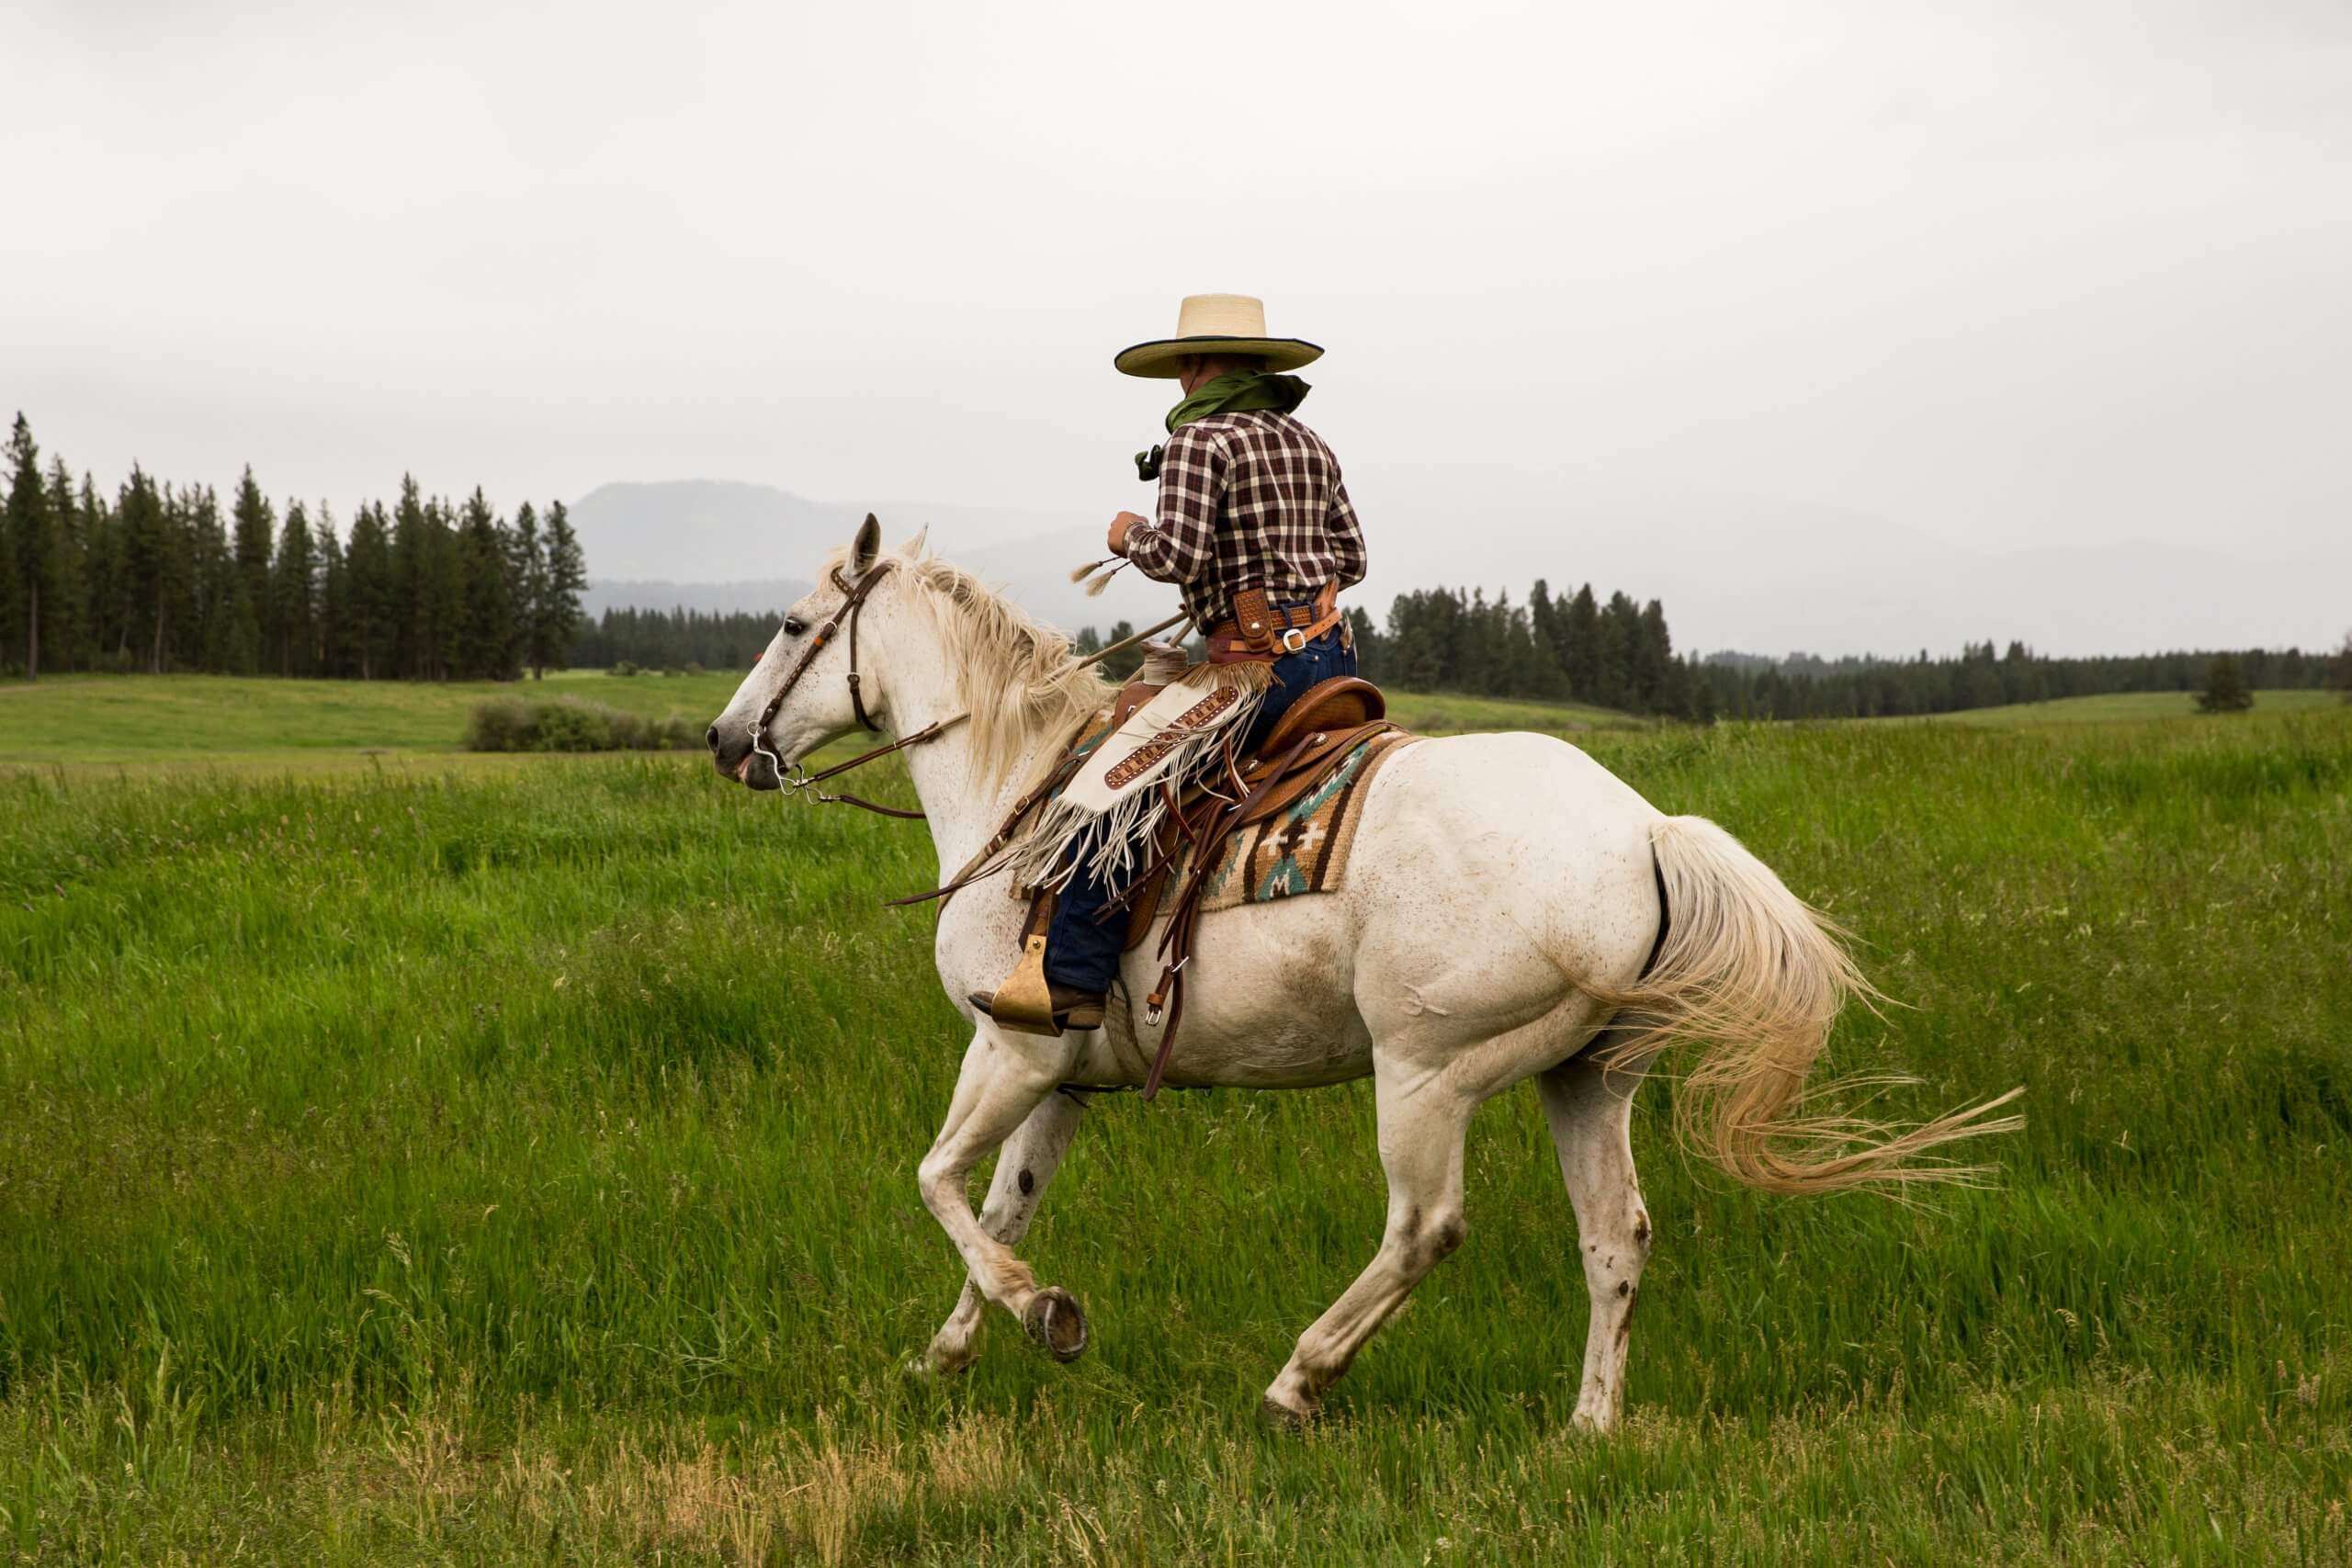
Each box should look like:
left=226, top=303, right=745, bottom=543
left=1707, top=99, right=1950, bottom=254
left=1187, top=729, right=1420, bottom=914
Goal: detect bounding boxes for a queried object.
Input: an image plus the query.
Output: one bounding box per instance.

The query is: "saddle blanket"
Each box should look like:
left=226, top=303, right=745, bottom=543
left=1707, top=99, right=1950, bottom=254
left=1192, top=731, right=1421, bottom=914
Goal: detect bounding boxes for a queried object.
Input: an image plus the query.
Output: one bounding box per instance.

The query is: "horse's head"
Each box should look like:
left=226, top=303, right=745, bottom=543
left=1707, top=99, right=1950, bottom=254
left=707, top=513, right=897, bottom=790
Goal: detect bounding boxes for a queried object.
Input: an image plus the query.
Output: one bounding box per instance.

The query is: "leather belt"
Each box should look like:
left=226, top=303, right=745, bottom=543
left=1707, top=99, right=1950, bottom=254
left=1205, top=581, right=1342, bottom=664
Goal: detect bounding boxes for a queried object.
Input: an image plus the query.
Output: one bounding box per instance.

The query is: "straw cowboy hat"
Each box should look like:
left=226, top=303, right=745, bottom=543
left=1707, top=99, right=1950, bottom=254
left=1113, top=293, right=1324, bottom=378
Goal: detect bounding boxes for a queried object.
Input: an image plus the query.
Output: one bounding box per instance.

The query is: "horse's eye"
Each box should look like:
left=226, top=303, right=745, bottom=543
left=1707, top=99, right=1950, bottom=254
left=783, top=616, right=808, bottom=637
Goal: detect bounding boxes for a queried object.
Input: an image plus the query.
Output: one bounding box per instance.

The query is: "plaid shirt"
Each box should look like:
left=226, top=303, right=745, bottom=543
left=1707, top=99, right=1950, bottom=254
left=1123, top=409, right=1367, bottom=631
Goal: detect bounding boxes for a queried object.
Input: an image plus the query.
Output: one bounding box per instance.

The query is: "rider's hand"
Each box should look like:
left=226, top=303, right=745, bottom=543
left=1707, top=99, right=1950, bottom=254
left=1108, top=512, right=1148, bottom=557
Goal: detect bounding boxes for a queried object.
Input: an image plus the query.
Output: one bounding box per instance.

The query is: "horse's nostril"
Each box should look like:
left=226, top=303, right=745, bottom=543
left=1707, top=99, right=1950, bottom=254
left=705, top=724, right=720, bottom=754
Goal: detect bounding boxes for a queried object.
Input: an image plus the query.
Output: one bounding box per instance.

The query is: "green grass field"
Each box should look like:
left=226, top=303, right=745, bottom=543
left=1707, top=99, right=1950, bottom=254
left=0, top=675, right=1636, bottom=776
left=0, top=682, right=2347, bottom=1563
left=1900, top=689, right=2343, bottom=728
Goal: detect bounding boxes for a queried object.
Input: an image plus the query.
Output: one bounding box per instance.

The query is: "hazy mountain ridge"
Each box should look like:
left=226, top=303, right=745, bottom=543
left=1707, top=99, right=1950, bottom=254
left=570, top=479, right=2350, bottom=658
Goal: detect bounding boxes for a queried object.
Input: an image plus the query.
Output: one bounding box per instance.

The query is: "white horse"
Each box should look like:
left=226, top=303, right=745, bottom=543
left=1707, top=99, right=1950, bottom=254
left=708, top=518, right=2019, bottom=1430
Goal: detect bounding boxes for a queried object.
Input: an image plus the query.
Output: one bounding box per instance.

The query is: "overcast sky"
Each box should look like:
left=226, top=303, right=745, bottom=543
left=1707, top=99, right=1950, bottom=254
left=7, top=0, right=2348, bottom=623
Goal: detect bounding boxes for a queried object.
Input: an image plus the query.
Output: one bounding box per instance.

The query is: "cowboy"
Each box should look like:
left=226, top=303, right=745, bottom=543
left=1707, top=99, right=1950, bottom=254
left=976, top=294, right=1367, bottom=1031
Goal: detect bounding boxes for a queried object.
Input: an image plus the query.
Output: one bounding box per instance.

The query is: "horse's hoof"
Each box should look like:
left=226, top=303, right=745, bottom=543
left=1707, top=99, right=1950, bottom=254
left=906, top=1348, right=974, bottom=1381
left=1023, top=1287, right=1089, bottom=1362
left=1260, top=1393, right=1317, bottom=1432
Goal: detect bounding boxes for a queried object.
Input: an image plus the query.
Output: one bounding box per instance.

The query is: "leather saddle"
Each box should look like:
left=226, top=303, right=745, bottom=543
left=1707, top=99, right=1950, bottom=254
left=1106, top=674, right=1389, bottom=949
left=976, top=672, right=1401, bottom=1089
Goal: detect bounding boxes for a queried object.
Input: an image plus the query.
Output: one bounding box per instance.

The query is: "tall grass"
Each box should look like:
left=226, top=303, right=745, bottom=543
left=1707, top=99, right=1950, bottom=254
left=0, top=712, right=2346, bottom=1562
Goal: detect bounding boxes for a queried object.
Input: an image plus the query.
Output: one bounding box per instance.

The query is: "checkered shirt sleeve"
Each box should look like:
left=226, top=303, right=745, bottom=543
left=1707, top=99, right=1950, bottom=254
left=1124, top=424, right=1226, bottom=592
left=1122, top=410, right=1365, bottom=630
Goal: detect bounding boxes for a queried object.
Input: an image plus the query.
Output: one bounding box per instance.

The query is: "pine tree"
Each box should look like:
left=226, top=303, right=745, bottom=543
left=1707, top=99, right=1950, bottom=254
left=1634, top=599, right=1676, bottom=714
left=42, top=457, right=87, bottom=671
left=273, top=500, right=319, bottom=674
left=1559, top=583, right=1600, bottom=700
left=187, top=486, right=235, bottom=672
left=535, top=499, right=587, bottom=677
left=3, top=413, right=43, bottom=677
left=510, top=502, right=551, bottom=679
left=119, top=468, right=172, bottom=671
left=1595, top=591, right=1640, bottom=710
left=313, top=503, right=347, bottom=677
left=345, top=501, right=396, bottom=680
left=455, top=488, right=515, bottom=679
left=229, top=467, right=274, bottom=675
left=2197, top=653, right=2253, bottom=714
left=81, top=474, right=128, bottom=665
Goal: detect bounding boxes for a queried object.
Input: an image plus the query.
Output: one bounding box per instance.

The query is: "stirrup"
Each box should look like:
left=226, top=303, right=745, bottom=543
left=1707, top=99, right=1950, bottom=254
left=983, top=934, right=1064, bottom=1037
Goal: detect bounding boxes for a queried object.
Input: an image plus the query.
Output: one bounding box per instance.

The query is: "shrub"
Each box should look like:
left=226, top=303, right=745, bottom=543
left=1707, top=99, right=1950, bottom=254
left=462, top=698, right=705, bottom=753
left=612, top=660, right=640, bottom=678
left=464, top=698, right=534, bottom=752
left=527, top=700, right=615, bottom=751
left=683, top=661, right=706, bottom=677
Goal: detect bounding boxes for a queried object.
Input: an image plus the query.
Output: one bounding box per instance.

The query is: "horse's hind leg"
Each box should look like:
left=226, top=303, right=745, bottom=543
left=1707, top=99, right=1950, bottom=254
left=1261, top=1066, right=1476, bottom=1426
left=916, top=1028, right=1091, bottom=1362
left=918, top=1090, right=1087, bottom=1375
left=1536, top=1045, right=1655, bottom=1434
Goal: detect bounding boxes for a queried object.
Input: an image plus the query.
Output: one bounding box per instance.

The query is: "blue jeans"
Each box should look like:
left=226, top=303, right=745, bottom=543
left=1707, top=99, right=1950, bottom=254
left=1045, top=624, right=1357, bottom=994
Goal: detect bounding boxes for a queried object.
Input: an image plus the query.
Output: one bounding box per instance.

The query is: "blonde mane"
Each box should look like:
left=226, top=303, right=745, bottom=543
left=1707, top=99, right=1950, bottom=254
left=824, top=542, right=1114, bottom=787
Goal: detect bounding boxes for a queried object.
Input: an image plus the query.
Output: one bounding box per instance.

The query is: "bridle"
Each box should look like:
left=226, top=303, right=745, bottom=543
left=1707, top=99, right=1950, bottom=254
left=744, top=558, right=1190, bottom=825
left=746, top=560, right=965, bottom=820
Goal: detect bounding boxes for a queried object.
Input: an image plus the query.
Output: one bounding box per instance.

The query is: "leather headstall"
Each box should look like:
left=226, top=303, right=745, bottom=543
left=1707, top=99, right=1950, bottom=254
left=746, top=561, right=956, bottom=818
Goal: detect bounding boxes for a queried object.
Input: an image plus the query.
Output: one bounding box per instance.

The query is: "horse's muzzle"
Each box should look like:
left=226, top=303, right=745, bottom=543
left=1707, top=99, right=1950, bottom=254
left=707, top=724, right=783, bottom=790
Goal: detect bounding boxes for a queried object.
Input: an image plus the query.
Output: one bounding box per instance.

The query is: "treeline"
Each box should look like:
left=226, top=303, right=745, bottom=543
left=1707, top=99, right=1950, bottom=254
left=1079, top=581, right=2350, bottom=723
left=0, top=413, right=585, bottom=682
left=1075, top=581, right=1710, bottom=717
left=1696, top=640, right=2347, bottom=721
left=1351, top=582, right=1702, bottom=716
left=569, top=608, right=780, bottom=673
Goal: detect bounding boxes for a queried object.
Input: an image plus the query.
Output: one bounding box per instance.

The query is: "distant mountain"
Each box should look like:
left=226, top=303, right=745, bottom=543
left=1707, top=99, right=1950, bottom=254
left=567, top=479, right=1098, bottom=584
left=567, top=478, right=2351, bottom=658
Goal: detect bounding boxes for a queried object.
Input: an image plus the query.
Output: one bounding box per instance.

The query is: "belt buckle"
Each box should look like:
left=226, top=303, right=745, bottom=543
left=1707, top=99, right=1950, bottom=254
left=1280, top=626, right=1308, bottom=653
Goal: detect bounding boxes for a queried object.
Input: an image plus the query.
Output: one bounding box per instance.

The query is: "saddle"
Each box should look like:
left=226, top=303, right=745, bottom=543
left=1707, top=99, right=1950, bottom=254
left=987, top=671, right=1400, bottom=1096
left=1102, top=672, right=1387, bottom=947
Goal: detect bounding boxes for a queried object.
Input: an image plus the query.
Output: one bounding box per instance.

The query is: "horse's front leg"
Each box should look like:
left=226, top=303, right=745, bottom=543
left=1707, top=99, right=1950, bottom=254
left=915, top=1026, right=1091, bottom=1361
left=918, top=1089, right=1088, bottom=1375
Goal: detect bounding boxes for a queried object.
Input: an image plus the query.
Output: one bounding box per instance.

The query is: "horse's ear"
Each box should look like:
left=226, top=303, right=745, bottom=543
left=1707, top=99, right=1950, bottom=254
left=899, top=524, right=929, bottom=558
left=850, top=513, right=882, bottom=576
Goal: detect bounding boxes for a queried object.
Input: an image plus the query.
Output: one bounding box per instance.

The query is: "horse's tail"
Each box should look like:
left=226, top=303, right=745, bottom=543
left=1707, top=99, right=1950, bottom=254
left=1590, top=815, right=2023, bottom=1195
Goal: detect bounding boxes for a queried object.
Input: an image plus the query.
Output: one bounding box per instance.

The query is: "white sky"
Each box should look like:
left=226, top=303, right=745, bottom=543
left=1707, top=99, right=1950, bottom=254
left=6, top=0, right=2348, bottom=594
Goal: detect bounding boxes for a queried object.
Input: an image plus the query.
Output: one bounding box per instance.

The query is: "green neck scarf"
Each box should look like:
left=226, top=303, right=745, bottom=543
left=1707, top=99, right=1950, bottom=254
left=1136, top=371, right=1311, bottom=480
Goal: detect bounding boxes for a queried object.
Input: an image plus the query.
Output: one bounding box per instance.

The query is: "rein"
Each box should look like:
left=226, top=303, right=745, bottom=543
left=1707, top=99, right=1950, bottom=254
left=745, top=559, right=1186, bottom=825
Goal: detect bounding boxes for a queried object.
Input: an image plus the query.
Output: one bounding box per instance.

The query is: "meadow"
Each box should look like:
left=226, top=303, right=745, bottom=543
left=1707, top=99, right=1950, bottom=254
left=0, top=678, right=2346, bottom=1563
left=0, top=674, right=1636, bottom=776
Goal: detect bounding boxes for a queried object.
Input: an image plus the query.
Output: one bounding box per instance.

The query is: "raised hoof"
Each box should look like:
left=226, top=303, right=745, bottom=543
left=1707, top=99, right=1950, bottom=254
left=1260, top=1393, right=1317, bottom=1432
left=1023, top=1287, right=1089, bottom=1362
